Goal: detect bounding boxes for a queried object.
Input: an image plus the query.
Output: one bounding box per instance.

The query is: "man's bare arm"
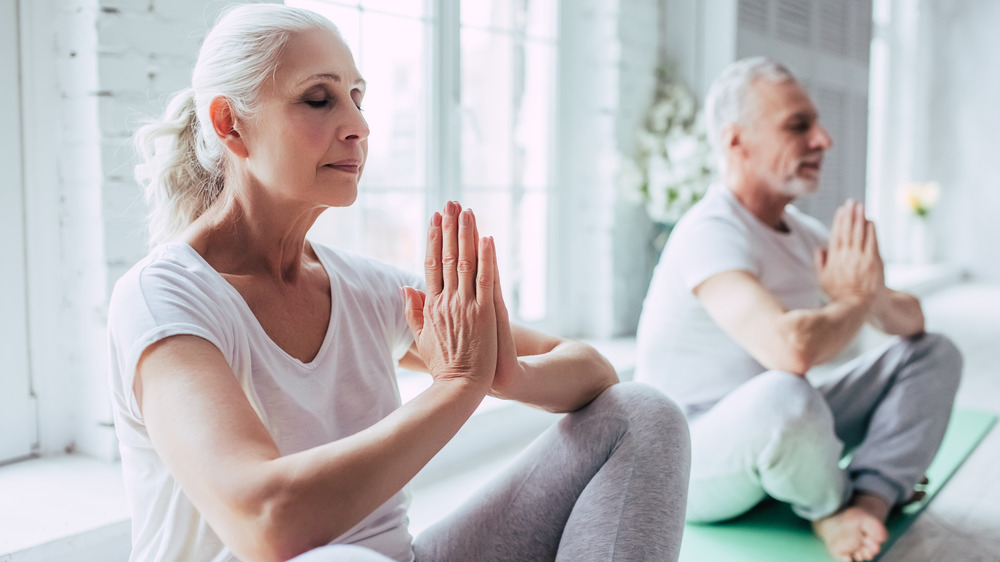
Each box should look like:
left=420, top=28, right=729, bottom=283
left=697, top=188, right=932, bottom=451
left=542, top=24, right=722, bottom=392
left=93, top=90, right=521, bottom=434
left=696, top=270, right=872, bottom=375
left=868, top=287, right=925, bottom=336
left=695, top=200, right=885, bottom=375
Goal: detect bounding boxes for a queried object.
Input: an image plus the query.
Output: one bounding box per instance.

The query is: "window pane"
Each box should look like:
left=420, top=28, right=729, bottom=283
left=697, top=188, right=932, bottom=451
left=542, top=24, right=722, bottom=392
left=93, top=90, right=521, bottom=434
left=461, top=0, right=512, bottom=31
left=461, top=29, right=513, bottom=188
left=516, top=191, right=547, bottom=321
left=516, top=0, right=558, bottom=40
left=515, top=40, right=555, bottom=190
left=360, top=12, right=428, bottom=189
left=308, top=205, right=361, bottom=250
left=360, top=191, right=426, bottom=274
left=362, top=0, right=427, bottom=18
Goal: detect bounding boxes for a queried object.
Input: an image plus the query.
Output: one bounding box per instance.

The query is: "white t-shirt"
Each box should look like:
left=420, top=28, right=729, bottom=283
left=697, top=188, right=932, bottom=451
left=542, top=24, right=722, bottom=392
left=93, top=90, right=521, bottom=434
left=635, top=184, right=829, bottom=416
left=107, top=242, right=422, bottom=562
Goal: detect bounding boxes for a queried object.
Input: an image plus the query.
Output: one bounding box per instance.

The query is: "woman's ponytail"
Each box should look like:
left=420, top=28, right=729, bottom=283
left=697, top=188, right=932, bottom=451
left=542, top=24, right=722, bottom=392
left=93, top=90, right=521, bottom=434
left=134, top=87, right=223, bottom=247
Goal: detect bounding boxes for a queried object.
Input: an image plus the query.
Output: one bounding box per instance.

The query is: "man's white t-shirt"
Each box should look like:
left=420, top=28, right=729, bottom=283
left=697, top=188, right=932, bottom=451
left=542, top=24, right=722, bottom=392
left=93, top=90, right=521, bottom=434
left=635, top=184, right=829, bottom=416
left=107, top=242, right=422, bottom=562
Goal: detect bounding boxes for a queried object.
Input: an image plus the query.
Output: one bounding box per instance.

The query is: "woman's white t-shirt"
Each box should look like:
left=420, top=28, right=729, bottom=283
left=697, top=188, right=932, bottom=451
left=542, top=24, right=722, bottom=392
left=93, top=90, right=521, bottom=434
left=107, top=242, right=421, bottom=562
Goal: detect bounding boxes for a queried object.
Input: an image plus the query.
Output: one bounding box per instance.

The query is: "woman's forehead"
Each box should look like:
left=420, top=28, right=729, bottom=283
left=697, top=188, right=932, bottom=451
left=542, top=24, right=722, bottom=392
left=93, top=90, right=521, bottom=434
left=276, top=27, right=363, bottom=87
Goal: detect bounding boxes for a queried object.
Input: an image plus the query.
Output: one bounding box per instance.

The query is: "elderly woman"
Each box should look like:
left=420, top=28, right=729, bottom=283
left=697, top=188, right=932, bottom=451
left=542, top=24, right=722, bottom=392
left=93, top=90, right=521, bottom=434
left=107, top=4, right=690, bottom=561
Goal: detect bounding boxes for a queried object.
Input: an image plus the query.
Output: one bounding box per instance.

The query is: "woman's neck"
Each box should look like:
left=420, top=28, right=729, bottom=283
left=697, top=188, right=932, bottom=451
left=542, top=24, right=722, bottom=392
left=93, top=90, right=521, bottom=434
left=184, top=186, right=324, bottom=283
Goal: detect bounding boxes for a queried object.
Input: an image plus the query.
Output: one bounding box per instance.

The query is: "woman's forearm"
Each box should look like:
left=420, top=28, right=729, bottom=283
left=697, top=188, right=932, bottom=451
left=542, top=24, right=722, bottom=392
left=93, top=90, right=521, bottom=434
left=505, top=341, right=618, bottom=413
left=227, top=377, right=488, bottom=561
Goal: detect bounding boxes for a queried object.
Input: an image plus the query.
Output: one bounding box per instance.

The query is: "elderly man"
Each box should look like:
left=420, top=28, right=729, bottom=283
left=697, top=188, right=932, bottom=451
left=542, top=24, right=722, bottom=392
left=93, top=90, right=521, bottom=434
left=635, top=57, right=962, bottom=561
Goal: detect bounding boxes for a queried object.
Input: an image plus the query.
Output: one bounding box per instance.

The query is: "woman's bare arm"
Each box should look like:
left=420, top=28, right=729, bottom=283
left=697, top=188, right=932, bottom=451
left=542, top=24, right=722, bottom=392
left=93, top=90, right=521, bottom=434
left=137, top=202, right=498, bottom=562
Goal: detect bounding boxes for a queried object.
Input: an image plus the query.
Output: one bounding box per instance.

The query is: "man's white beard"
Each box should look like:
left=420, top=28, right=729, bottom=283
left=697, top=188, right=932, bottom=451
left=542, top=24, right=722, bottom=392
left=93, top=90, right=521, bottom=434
left=776, top=175, right=819, bottom=198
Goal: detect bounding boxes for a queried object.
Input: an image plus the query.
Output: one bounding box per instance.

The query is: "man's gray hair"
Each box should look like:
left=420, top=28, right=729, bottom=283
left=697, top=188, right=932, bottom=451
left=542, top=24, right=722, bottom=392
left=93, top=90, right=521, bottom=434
left=704, top=57, right=798, bottom=159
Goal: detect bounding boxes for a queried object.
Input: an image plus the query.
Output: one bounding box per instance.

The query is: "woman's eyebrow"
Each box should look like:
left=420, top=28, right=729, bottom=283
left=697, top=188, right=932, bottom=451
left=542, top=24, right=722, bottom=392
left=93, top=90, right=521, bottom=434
left=298, top=72, right=366, bottom=89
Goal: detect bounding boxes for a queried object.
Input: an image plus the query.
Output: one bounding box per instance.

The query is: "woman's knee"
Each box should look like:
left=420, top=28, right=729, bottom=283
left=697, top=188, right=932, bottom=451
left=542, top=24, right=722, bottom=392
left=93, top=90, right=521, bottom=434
left=593, top=382, right=688, bottom=433
left=287, top=545, right=395, bottom=562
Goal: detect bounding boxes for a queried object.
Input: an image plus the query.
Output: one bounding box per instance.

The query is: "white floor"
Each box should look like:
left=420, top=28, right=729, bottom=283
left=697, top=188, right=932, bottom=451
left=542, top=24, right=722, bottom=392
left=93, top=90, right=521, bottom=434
left=880, top=283, right=1000, bottom=562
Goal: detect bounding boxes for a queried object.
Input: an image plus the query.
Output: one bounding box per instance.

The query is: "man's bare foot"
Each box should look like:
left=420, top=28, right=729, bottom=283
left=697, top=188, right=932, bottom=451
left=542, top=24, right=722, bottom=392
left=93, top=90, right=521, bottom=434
left=813, top=493, right=890, bottom=561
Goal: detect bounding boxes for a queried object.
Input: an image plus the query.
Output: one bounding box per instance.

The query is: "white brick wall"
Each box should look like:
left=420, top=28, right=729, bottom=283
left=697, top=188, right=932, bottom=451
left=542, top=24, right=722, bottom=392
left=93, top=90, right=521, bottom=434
left=559, top=0, right=661, bottom=338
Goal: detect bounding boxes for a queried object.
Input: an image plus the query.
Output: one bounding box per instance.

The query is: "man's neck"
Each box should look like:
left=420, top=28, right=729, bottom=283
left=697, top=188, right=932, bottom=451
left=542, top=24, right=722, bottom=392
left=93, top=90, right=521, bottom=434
left=726, top=179, right=794, bottom=231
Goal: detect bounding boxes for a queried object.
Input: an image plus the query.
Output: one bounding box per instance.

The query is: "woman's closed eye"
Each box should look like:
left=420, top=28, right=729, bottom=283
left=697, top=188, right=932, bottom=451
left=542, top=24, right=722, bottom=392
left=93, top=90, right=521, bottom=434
left=305, top=97, right=331, bottom=108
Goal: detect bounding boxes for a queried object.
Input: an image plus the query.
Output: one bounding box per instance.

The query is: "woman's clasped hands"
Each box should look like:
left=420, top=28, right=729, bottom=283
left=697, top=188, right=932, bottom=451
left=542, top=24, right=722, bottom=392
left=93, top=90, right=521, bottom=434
left=402, top=201, right=524, bottom=398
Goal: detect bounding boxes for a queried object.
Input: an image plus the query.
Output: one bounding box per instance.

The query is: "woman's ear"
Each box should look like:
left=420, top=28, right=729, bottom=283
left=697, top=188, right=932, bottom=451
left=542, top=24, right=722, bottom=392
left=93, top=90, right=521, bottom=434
left=209, top=96, right=249, bottom=159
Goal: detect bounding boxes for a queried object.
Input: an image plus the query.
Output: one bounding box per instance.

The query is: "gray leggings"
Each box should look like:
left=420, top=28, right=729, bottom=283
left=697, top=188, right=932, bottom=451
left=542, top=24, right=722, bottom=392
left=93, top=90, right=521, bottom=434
left=292, top=382, right=691, bottom=561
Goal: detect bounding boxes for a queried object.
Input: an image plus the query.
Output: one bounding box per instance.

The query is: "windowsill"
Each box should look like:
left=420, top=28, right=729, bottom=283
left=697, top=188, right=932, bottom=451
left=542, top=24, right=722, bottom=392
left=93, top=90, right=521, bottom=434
left=0, top=455, right=131, bottom=560
left=0, top=338, right=638, bottom=560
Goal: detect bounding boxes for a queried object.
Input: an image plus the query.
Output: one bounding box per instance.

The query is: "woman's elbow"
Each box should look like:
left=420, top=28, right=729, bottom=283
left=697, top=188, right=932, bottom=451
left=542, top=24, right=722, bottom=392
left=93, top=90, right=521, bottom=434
left=215, top=477, right=338, bottom=561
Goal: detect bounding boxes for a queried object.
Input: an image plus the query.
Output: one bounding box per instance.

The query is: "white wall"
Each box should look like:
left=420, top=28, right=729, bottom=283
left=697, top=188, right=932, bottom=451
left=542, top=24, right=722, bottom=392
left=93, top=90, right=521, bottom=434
left=919, top=0, right=1000, bottom=280
left=557, top=0, right=663, bottom=338
left=24, top=0, right=269, bottom=458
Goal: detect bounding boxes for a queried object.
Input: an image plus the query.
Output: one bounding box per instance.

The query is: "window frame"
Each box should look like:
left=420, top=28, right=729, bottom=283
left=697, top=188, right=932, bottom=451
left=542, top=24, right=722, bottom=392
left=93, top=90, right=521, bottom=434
left=0, top=0, right=37, bottom=464
left=292, top=0, right=564, bottom=335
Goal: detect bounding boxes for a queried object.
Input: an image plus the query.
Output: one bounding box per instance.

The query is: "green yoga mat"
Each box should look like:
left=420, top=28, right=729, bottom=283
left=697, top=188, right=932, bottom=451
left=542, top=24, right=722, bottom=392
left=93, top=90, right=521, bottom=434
left=678, top=409, right=997, bottom=562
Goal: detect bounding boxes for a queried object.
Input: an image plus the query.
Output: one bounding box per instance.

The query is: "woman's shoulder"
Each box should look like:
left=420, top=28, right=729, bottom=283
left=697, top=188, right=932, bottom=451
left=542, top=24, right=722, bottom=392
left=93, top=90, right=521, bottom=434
left=110, top=243, right=231, bottom=321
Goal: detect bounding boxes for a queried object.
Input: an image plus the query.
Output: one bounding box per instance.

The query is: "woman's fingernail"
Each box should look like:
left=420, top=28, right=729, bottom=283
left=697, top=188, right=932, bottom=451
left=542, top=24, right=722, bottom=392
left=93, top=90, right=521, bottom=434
left=460, top=210, right=471, bottom=226
left=432, top=212, right=442, bottom=227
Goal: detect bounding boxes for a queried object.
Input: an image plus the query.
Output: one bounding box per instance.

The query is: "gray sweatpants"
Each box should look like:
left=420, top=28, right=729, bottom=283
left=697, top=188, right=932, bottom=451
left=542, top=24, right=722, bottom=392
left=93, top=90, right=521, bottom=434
left=685, top=332, right=963, bottom=523
left=292, top=382, right=691, bottom=561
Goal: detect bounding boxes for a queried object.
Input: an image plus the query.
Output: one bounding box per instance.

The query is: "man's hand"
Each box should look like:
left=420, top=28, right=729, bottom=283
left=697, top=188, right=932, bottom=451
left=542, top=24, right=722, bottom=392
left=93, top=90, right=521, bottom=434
left=815, top=200, right=885, bottom=306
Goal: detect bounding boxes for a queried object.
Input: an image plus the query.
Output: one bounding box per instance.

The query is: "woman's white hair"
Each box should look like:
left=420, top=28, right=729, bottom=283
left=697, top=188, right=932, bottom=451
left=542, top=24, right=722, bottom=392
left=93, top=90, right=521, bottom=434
left=134, top=3, right=341, bottom=247
left=703, top=57, right=797, bottom=168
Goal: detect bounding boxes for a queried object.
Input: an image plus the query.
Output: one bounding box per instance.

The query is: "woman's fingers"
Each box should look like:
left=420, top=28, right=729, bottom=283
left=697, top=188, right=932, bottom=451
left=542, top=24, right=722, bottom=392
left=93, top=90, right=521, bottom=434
left=457, top=208, right=479, bottom=298
left=401, top=287, right=426, bottom=340
left=476, top=236, right=495, bottom=308
left=441, top=201, right=461, bottom=292
left=424, top=212, right=443, bottom=297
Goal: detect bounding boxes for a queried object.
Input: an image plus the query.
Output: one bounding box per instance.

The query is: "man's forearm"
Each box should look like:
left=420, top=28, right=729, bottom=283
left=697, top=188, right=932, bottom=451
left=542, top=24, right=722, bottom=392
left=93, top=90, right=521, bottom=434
left=868, top=288, right=925, bottom=336
left=779, top=294, right=873, bottom=372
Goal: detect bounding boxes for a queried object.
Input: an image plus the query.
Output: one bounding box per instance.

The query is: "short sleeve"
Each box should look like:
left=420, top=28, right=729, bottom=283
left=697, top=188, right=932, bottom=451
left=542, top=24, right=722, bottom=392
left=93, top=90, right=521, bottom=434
left=107, top=256, right=232, bottom=422
left=669, top=214, right=757, bottom=292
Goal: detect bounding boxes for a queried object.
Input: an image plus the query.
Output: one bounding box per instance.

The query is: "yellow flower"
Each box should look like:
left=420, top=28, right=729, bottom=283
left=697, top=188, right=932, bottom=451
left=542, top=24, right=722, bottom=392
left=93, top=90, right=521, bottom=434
left=897, top=182, right=941, bottom=217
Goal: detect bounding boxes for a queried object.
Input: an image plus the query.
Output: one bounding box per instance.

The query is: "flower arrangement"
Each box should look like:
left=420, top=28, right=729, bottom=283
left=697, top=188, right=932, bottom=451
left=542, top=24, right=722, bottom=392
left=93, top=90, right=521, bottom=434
left=896, top=181, right=941, bottom=218
left=620, top=65, right=716, bottom=226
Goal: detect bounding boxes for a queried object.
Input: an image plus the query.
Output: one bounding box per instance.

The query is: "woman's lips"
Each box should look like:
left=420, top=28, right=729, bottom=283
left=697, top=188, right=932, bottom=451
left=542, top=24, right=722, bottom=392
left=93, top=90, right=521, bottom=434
left=327, top=163, right=360, bottom=173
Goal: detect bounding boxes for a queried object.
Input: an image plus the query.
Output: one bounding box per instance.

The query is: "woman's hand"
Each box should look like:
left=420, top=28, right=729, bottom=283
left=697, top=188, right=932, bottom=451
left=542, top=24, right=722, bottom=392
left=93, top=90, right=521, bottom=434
left=487, top=238, right=527, bottom=400
left=403, top=201, right=498, bottom=392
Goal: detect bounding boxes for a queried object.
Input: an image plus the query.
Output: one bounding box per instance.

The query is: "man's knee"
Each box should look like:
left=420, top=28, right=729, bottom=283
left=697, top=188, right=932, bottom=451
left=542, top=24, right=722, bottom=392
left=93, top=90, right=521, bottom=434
left=741, top=371, right=832, bottom=435
left=912, top=332, right=963, bottom=391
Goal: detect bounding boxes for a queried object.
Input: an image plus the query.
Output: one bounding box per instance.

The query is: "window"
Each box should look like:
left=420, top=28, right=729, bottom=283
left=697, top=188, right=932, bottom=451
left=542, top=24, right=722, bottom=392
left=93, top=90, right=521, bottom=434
left=288, top=0, right=559, bottom=328
left=0, top=0, right=36, bottom=464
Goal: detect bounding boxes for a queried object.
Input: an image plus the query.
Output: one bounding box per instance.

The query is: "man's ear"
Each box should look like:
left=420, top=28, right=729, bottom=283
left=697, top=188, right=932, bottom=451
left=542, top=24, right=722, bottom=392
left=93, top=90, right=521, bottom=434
left=209, top=96, right=249, bottom=159
left=722, top=124, right=741, bottom=151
